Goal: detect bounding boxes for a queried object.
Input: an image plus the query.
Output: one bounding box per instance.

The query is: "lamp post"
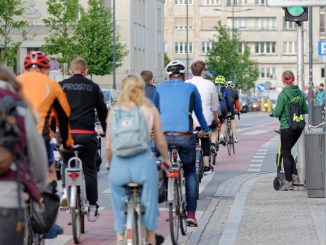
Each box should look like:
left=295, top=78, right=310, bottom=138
left=214, top=6, right=252, bottom=83
left=112, top=0, right=116, bottom=89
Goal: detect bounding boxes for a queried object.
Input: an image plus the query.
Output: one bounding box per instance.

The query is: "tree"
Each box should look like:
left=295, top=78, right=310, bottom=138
left=74, top=0, right=126, bottom=76
left=0, top=0, right=28, bottom=67
left=42, top=0, right=80, bottom=69
left=206, top=24, right=259, bottom=90
left=164, top=53, right=170, bottom=67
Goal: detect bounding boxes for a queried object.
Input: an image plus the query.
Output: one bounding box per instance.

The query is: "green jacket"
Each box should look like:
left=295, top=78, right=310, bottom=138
left=272, top=85, right=308, bottom=129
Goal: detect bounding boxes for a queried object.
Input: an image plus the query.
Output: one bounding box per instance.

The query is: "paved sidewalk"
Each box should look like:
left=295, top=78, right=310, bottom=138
left=219, top=173, right=326, bottom=245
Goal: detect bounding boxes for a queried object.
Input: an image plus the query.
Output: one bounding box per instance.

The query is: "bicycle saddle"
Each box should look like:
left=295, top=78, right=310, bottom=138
left=72, top=144, right=86, bottom=151
left=123, top=182, right=143, bottom=188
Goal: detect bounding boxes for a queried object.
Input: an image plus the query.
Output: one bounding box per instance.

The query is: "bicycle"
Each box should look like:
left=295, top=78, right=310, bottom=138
left=166, top=145, right=187, bottom=245
left=225, top=117, right=235, bottom=155
left=65, top=145, right=87, bottom=244
left=193, top=131, right=204, bottom=184
left=121, top=182, right=145, bottom=245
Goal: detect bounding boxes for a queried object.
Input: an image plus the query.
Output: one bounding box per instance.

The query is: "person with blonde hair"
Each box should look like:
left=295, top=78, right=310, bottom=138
left=106, top=74, right=169, bottom=245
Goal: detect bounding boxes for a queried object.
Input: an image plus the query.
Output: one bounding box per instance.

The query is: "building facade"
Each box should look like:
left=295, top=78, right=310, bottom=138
left=164, top=0, right=326, bottom=91
left=11, top=0, right=165, bottom=87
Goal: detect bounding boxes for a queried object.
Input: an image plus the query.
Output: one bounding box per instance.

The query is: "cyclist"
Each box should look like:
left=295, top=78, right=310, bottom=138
left=186, top=60, right=219, bottom=172
left=214, top=75, right=232, bottom=144
left=0, top=67, right=47, bottom=244
left=225, top=81, right=240, bottom=143
left=60, top=57, right=108, bottom=222
left=106, top=74, right=168, bottom=245
left=17, top=51, right=73, bottom=238
left=154, top=60, right=210, bottom=227
left=141, top=70, right=157, bottom=103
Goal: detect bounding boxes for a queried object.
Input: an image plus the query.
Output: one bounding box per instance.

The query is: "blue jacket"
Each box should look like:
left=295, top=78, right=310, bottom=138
left=145, top=83, right=157, bottom=102
left=153, top=79, right=209, bottom=132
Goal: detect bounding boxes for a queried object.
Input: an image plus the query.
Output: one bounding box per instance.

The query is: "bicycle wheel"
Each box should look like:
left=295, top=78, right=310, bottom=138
left=71, top=188, right=81, bottom=244
left=169, top=181, right=180, bottom=245
left=229, top=129, right=235, bottom=154
left=226, top=129, right=231, bottom=155
left=178, top=177, right=187, bottom=236
left=80, top=189, right=85, bottom=234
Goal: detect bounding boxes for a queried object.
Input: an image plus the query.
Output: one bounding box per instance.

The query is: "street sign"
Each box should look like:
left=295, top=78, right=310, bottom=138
left=257, top=83, right=265, bottom=92
left=318, top=40, right=326, bottom=56
left=267, top=0, right=326, bottom=7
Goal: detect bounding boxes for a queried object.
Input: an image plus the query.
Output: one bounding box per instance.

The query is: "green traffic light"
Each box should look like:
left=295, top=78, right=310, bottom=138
left=286, top=6, right=305, bottom=17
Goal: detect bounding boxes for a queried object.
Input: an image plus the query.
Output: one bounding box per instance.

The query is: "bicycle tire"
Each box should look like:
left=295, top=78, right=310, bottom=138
left=71, top=193, right=81, bottom=244
left=178, top=178, right=187, bottom=236
left=80, top=188, right=85, bottom=234
left=169, top=181, right=180, bottom=245
left=226, top=129, right=231, bottom=155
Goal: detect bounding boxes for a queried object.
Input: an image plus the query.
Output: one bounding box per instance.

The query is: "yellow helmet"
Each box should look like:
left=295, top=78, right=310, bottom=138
left=214, top=75, right=225, bottom=85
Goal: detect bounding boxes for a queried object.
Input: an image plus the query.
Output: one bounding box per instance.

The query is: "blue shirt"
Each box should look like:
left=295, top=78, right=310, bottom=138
left=153, top=79, right=209, bottom=132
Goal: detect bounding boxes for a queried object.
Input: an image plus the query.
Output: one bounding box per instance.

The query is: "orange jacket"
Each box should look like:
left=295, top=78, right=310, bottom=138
left=18, top=71, right=73, bottom=148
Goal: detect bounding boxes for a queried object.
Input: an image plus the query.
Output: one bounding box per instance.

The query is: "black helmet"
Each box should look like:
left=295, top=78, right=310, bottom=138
left=166, top=60, right=186, bottom=75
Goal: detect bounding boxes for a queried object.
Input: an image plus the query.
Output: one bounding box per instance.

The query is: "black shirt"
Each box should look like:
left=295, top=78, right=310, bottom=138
left=60, top=74, right=108, bottom=132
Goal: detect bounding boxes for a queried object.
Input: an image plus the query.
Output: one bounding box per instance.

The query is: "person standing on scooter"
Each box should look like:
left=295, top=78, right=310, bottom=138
left=272, top=70, right=308, bottom=191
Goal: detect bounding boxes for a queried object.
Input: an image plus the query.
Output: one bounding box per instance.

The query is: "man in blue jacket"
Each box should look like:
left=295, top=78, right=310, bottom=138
left=154, top=60, right=210, bottom=227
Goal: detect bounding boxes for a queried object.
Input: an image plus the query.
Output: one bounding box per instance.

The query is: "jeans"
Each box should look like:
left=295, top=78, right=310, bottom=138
left=165, top=134, right=197, bottom=212
left=280, top=128, right=303, bottom=182
left=62, top=134, right=98, bottom=205
left=0, top=208, right=24, bottom=244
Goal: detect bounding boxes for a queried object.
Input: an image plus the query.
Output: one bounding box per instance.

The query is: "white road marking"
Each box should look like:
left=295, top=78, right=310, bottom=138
left=251, top=159, right=263, bottom=163
left=247, top=168, right=261, bottom=172
left=253, top=155, right=265, bottom=159
left=257, top=148, right=268, bottom=152
left=249, top=163, right=262, bottom=168
left=242, top=129, right=270, bottom=135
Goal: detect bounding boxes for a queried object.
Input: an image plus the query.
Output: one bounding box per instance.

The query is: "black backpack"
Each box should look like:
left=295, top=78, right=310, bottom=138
left=284, top=92, right=306, bottom=129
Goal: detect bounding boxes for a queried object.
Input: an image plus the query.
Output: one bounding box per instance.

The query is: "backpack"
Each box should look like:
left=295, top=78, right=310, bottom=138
left=217, top=86, right=227, bottom=117
left=0, top=84, right=41, bottom=203
left=316, top=90, right=325, bottom=105
left=109, top=107, right=150, bottom=157
left=284, top=92, right=306, bottom=130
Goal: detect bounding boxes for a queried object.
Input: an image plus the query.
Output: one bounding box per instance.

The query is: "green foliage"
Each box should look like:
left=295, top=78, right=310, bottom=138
left=206, top=24, right=259, bottom=90
left=42, top=0, right=80, bottom=67
left=0, top=0, right=28, bottom=67
left=74, top=0, right=126, bottom=76
left=164, top=53, right=170, bottom=67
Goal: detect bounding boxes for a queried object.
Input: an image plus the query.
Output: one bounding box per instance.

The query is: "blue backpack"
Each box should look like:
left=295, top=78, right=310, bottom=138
left=109, top=107, right=150, bottom=157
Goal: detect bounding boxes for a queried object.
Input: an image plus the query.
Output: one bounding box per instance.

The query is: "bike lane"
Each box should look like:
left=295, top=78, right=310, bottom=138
left=48, top=121, right=279, bottom=245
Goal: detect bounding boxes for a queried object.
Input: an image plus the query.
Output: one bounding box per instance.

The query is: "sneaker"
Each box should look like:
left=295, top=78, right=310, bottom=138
left=203, top=166, right=210, bottom=172
left=43, top=226, right=58, bottom=239
left=87, top=204, right=99, bottom=222
left=155, top=234, right=165, bottom=245
left=60, top=189, right=69, bottom=208
left=210, top=145, right=217, bottom=155
left=280, top=181, right=293, bottom=191
left=186, top=211, right=198, bottom=227
left=219, top=134, right=225, bottom=143
left=52, top=224, right=64, bottom=235
left=234, top=137, right=239, bottom=143
left=292, top=174, right=300, bottom=185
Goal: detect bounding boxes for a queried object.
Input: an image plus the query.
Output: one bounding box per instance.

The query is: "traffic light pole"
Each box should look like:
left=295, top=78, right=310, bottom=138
left=297, top=21, right=306, bottom=184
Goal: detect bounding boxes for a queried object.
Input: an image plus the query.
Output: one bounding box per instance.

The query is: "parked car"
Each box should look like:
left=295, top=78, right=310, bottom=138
left=251, top=96, right=260, bottom=112
left=239, top=94, right=250, bottom=113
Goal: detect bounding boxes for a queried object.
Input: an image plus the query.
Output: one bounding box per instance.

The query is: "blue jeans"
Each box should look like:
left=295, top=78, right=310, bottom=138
left=165, top=134, right=197, bottom=212
left=0, top=208, right=24, bottom=244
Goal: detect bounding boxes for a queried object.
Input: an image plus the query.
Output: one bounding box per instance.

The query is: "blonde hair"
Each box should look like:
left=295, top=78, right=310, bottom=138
left=116, top=74, right=152, bottom=108
left=70, top=57, right=88, bottom=74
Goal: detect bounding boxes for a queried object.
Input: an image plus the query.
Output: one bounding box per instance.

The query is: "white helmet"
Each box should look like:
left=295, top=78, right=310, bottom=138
left=166, top=60, right=186, bottom=75
left=226, top=80, right=235, bottom=88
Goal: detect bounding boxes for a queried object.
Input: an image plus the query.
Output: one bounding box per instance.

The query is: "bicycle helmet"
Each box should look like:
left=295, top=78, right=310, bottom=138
left=166, top=60, right=186, bottom=75
left=24, top=51, right=50, bottom=69
left=226, top=80, right=235, bottom=88
left=214, top=75, right=225, bottom=85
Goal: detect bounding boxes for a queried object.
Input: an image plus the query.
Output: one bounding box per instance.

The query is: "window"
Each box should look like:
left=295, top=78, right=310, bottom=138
left=175, top=18, right=193, bottom=30
left=175, top=42, right=193, bottom=54
left=175, top=0, right=193, bottom=4
left=283, top=20, right=297, bottom=30
left=255, top=0, right=265, bottom=5
left=237, top=0, right=248, bottom=5
left=255, top=17, right=276, bottom=30
left=227, top=17, right=246, bottom=30
left=320, top=7, right=326, bottom=36
left=254, top=42, right=276, bottom=54
left=202, top=42, right=213, bottom=54
left=260, top=67, right=275, bottom=79
left=202, top=0, right=220, bottom=5
left=283, top=41, right=297, bottom=54
left=239, top=42, right=249, bottom=53
left=202, top=17, right=220, bottom=30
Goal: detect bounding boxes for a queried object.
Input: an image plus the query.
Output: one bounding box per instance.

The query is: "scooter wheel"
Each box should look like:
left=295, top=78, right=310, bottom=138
left=273, top=176, right=282, bottom=191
